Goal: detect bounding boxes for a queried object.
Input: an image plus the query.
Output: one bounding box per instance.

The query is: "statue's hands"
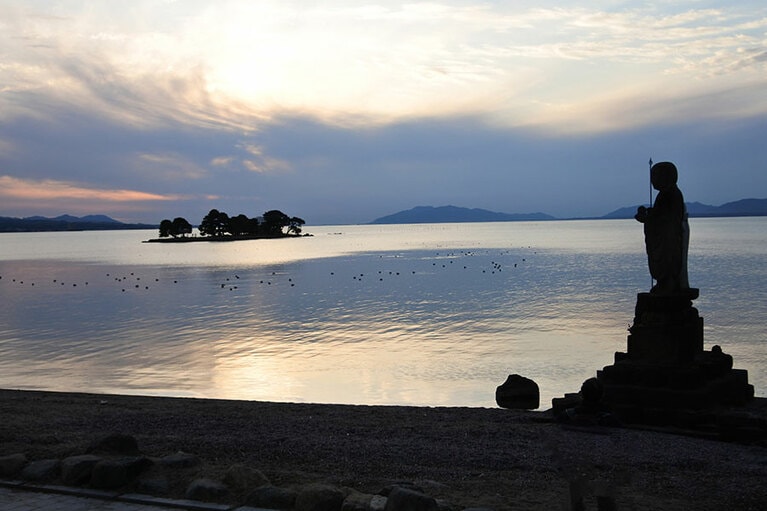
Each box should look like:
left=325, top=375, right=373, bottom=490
left=635, top=206, right=648, bottom=223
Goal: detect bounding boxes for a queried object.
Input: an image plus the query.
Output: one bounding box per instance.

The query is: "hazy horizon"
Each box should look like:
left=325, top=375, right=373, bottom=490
left=4, top=196, right=767, bottom=227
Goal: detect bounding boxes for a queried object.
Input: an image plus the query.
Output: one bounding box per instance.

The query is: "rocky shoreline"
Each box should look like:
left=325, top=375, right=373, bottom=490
left=1, top=389, right=766, bottom=510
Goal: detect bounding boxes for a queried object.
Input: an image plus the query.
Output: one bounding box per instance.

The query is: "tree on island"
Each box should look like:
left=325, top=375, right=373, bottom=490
left=158, top=217, right=193, bottom=238
left=160, top=209, right=306, bottom=238
left=152, top=208, right=305, bottom=242
left=227, top=214, right=253, bottom=237
left=199, top=209, right=230, bottom=237
left=260, top=210, right=305, bottom=236
left=159, top=220, right=172, bottom=237
left=261, top=210, right=290, bottom=236
left=195, top=208, right=303, bottom=238
left=288, top=216, right=306, bottom=235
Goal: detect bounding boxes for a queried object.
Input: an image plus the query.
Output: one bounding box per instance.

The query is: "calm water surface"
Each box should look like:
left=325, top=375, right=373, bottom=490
left=0, top=218, right=765, bottom=408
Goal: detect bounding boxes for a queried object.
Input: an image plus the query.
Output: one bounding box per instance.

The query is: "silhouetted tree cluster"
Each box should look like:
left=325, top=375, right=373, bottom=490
left=259, top=209, right=306, bottom=236
left=198, top=209, right=234, bottom=237
left=158, top=217, right=193, bottom=238
left=158, top=209, right=305, bottom=239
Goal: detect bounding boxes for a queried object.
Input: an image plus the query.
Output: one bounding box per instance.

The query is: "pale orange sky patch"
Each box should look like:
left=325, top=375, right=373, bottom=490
left=0, top=175, right=178, bottom=202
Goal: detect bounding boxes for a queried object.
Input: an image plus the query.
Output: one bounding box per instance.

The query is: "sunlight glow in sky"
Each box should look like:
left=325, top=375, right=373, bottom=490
left=1, top=1, right=765, bottom=224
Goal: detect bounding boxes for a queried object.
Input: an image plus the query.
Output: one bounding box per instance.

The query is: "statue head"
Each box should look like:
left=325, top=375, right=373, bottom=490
left=650, top=161, right=678, bottom=191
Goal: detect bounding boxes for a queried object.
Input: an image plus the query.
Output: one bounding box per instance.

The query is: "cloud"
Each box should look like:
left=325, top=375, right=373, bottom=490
left=0, top=175, right=191, bottom=220
left=0, top=175, right=180, bottom=202
left=211, top=156, right=235, bottom=167
left=3, top=2, right=765, bottom=134
left=238, top=144, right=292, bottom=174
left=516, top=80, right=767, bottom=136
left=136, top=152, right=210, bottom=181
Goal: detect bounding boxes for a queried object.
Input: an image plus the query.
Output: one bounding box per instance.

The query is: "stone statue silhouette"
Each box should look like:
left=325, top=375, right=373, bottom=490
left=634, top=161, right=690, bottom=294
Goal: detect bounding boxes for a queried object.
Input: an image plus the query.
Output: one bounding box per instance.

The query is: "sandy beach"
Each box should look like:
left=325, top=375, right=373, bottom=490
left=1, top=389, right=766, bottom=510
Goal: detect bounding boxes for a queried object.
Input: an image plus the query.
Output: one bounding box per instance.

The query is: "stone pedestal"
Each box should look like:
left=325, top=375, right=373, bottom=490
left=552, top=289, right=755, bottom=429
left=626, top=290, right=702, bottom=364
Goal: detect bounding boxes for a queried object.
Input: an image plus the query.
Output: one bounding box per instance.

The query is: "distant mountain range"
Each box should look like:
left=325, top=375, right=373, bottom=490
left=370, top=206, right=555, bottom=224
left=602, top=198, right=767, bottom=219
left=371, top=199, right=767, bottom=224
left=0, top=214, right=156, bottom=232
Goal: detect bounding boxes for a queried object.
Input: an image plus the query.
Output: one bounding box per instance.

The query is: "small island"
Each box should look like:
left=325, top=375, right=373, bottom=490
left=144, top=208, right=307, bottom=243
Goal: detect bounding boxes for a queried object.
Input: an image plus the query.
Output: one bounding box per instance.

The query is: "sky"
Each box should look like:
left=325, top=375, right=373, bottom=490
left=1, top=1, right=766, bottom=225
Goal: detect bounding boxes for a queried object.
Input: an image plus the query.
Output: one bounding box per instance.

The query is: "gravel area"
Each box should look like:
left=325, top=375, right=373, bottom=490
left=1, top=389, right=766, bottom=510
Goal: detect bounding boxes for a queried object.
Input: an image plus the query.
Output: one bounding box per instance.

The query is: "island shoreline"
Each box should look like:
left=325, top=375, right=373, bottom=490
left=143, top=233, right=311, bottom=243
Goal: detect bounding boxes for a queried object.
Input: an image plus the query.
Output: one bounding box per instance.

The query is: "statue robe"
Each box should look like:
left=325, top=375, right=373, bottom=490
left=644, top=185, right=690, bottom=293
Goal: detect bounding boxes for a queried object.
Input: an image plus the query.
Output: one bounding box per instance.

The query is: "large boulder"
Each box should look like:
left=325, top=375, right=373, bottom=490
left=136, top=473, right=171, bottom=496
left=245, top=485, right=298, bottom=509
left=295, top=483, right=346, bottom=511
left=185, top=478, right=230, bottom=502
left=21, top=459, right=60, bottom=482
left=342, top=491, right=375, bottom=511
left=223, top=463, right=270, bottom=493
left=87, top=433, right=140, bottom=456
left=495, top=374, right=540, bottom=409
left=0, top=453, right=27, bottom=477
left=61, top=454, right=102, bottom=485
left=384, top=486, right=438, bottom=511
left=90, top=457, right=152, bottom=489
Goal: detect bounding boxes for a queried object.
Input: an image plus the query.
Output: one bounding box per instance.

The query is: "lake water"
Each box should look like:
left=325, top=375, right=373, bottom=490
left=0, top=218, right=765, bottom=408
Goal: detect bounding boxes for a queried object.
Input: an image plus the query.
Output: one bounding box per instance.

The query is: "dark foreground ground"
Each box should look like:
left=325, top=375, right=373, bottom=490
left=1, top=389, right=766, bottom=510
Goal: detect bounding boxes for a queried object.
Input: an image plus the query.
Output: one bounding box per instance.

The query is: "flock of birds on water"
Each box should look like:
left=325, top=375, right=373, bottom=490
left=0, top=248, right=536, bottom=298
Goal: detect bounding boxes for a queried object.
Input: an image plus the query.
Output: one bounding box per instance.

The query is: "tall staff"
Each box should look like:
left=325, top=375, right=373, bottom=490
left=647, top=157, right=653, bottom=288
left=648, top=157, right=653, bottom=207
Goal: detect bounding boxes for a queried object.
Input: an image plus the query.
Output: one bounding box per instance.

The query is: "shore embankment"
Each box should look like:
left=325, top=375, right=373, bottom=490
left=1, top=389, right=766, bottom=510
